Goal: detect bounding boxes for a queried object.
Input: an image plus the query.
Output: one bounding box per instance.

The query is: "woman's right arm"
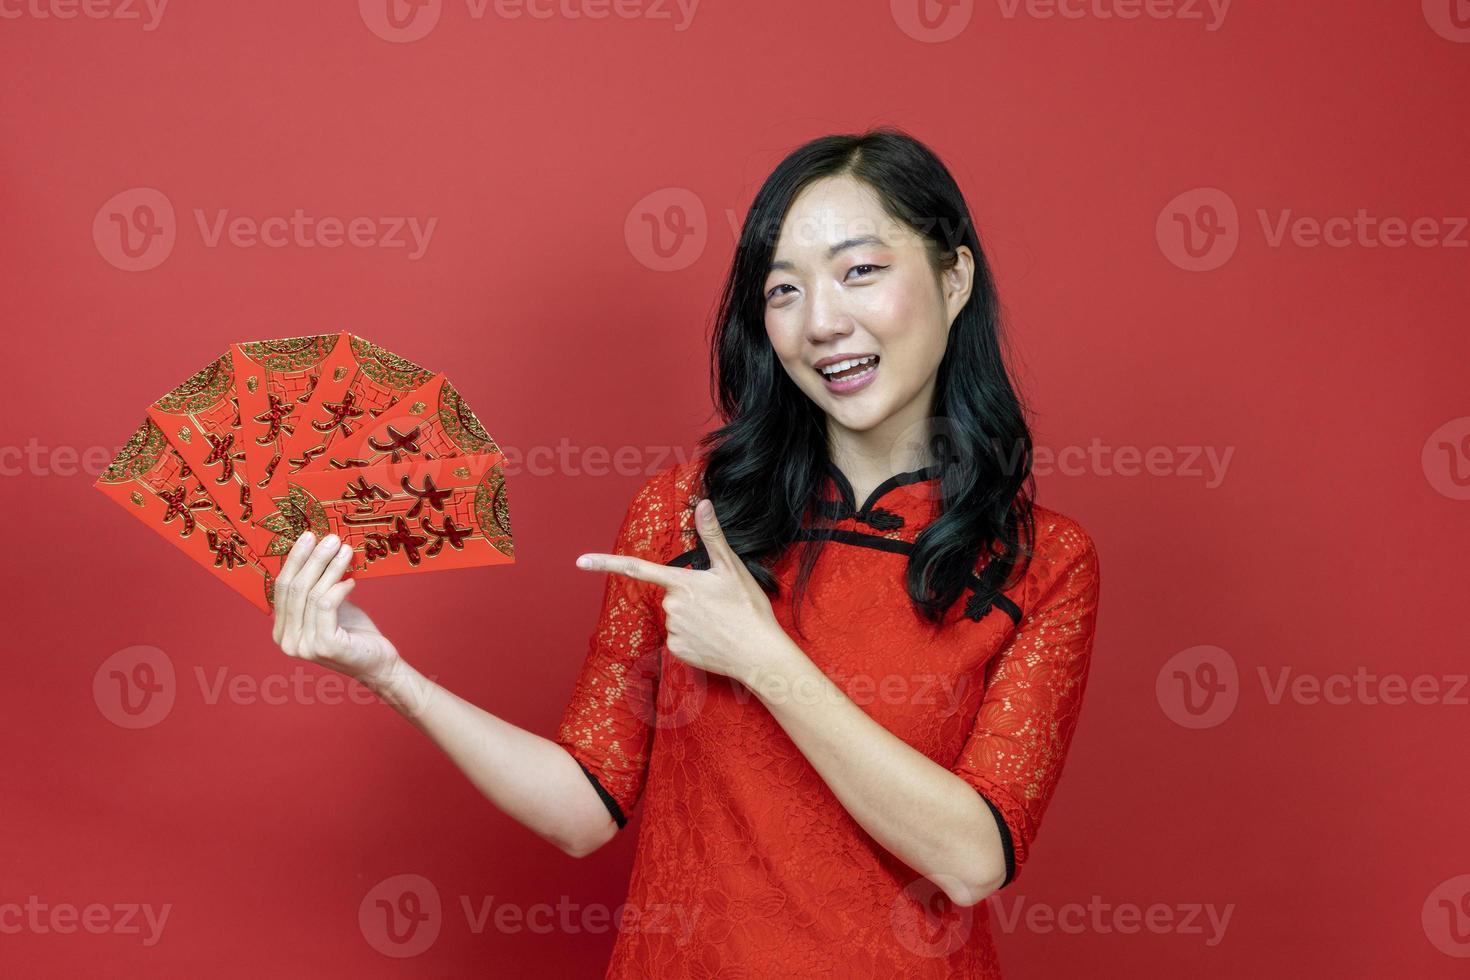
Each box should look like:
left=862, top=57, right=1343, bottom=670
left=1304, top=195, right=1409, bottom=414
left=367, top=659, right=620, bottom=858
left=270, top=530, right=619, bottom=859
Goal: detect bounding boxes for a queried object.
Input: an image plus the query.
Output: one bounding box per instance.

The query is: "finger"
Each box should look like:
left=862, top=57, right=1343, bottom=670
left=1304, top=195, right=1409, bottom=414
left=694, top=498, right=738, bottom=571
left=273, top=531, right=316, bottom=645
left=285, top=533, right=341, bottom=650
left=576, top=552, right=683, bottom=590
left=303, top=542, right=354, bottom=652
left=310, top=576, right=357, bottom=653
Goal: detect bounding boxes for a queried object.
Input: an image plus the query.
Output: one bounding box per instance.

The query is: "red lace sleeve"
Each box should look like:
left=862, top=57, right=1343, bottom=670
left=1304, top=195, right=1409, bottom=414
left=554, top=468, right=677, bottom=830
left=950, top=516, right=1101, bottom=888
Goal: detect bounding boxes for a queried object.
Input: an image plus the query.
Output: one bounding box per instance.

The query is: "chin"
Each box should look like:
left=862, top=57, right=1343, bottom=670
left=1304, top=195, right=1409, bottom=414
left=795, top=377, right=887, bottom=431
left=825, top=400, right=889, bottom=434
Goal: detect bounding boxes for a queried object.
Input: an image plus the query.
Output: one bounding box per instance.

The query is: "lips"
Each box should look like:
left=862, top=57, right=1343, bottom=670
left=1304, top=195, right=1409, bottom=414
left=817, top=356, right=880, bottom=395
left=813, top=354, right=880, bottom=380
left=813, top=352, right=879, bottom=372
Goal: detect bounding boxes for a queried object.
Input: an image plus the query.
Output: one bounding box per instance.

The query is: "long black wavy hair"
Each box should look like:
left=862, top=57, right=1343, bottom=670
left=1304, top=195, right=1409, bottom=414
left=693, top=126, right=1037, bottom=638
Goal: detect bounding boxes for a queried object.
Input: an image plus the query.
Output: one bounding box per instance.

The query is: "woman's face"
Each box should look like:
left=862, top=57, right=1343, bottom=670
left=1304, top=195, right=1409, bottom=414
left=762, top=175, right=973, bottom=448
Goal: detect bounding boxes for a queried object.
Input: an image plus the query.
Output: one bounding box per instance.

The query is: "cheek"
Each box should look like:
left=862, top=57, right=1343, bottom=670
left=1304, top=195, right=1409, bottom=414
left=764, top=313, right=803, bottom=368
left=862, top=273, right=929, bottom=334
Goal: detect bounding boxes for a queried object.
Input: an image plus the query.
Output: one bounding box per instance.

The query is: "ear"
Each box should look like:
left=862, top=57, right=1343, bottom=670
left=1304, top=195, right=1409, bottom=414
left=943, top=245, right=975, bottom=328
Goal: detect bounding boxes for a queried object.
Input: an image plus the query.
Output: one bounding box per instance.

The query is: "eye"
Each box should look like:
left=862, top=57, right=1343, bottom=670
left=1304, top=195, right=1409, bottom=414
left=848, top=263, right=884, bottom=279
left=765, top=284, right=796, bottom=302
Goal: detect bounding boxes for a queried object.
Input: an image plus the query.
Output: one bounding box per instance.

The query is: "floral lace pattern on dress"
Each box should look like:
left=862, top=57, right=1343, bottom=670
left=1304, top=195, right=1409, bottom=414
left=554, top=457, right=1102, bottom=978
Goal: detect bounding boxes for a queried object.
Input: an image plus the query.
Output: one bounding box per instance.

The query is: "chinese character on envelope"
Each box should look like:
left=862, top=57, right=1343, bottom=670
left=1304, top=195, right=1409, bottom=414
left=94, top=332, right=515, bottom=612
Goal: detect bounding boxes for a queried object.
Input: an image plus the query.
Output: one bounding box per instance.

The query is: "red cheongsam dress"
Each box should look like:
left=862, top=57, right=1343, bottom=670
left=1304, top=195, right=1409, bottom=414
left=555, top=453, right=1102, bottom=978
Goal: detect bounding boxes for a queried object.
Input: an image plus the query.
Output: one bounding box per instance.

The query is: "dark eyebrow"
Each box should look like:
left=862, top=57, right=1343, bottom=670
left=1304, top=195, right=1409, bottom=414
left=768, top=235, right=887, bottom=273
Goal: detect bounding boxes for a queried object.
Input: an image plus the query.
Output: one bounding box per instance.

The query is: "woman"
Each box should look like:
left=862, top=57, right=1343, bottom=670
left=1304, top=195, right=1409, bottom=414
left=270, top=127, right=1102, bottom=978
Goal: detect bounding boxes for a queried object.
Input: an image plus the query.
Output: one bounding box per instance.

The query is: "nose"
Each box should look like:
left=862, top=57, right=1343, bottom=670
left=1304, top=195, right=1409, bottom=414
left=804, top=279, right=854, bottom=345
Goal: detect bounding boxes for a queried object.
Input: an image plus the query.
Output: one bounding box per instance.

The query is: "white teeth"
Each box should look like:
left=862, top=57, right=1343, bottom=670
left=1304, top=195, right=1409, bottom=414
left=818, top=355, right=877, bottom=376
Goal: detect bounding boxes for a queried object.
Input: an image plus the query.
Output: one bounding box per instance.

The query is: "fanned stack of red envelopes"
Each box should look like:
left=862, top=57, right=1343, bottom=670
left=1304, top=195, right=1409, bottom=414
left=94, top=331, right=515, bottom=613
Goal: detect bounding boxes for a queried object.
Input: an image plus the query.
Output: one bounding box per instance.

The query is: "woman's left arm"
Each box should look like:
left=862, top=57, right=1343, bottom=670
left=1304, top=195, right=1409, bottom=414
left=577, top=497, right=1101, bottom=908
left=744, top=637, right=1010, bottom=907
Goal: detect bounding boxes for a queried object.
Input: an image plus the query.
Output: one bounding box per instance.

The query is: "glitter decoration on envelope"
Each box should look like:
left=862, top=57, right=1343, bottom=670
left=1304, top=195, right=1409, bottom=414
left=95, top=333, right=515, bottom=613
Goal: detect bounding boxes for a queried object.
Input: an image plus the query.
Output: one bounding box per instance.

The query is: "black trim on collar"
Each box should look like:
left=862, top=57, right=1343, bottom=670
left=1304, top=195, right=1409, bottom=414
left=814, top=497, right=906, bottom=531
left=666, top=529, right=1022, bottom=627
left=795, top=526, right=910, bottom=555
left=824, top=461, right=942, bottom=522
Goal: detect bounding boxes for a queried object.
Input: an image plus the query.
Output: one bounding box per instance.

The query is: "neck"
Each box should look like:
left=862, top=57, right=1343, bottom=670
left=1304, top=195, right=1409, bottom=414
left=825, top=393, right=939, bottom=506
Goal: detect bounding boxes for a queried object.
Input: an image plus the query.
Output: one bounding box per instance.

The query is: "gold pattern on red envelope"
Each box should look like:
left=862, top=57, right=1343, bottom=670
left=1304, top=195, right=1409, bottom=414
left=322, top=373, right=500, bottom=470
left=94, top=418, right=275, bottom=612
left=230, top=331, right=346, bottom=493
left=263, top=334, right=433, bottom=500
left=96, top=334, right=515, bottom=612
left=255, top=450, right=514, bottom=578
left=145, top=351, right=275, bottom=555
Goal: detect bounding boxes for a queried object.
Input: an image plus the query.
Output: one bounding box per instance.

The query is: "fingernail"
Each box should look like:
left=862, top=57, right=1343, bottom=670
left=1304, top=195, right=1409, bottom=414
left=300, top=532, right=314, bottom=547
left=576, top=556, right=593, bottom=569
left=322, top=534, right=339, bottom=548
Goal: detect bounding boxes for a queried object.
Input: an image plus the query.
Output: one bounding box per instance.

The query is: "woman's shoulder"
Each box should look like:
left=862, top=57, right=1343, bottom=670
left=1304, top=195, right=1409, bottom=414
left=616, top=453, right=707, bottom=561
left=1011, top=500, right=1101, bottom=614
left=1028, top=501, right=1099, bottom=564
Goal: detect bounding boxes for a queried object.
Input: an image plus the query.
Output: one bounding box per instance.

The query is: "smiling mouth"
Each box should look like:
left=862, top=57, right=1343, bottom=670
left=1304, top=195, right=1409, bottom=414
left=815, top=355, right=880, bottom=395
left=815, top=354, right=880, bottom=382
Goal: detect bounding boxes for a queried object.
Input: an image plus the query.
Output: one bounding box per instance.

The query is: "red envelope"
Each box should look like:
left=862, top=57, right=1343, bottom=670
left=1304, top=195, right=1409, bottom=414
left=94, top=418, right=276, bottom=612
left=262, top=333, right=434, bottom=501
left=254, top=449, right=514, bottom=578
left=318, top=372, right=500, bottom=470
left=145, top=350, right=275, bottom=555
left=98, top=333, right=515, bottom=612
left=229, top=331, right=351, bottom=494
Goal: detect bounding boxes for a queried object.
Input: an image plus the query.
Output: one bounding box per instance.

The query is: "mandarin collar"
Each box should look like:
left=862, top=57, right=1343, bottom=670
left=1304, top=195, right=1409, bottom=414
left=816, top=461, right=942, bottom=532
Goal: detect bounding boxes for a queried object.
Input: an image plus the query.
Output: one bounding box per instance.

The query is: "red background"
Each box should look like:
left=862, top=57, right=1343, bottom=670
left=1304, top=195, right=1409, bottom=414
left=3, top=1, right=1468, bottom=976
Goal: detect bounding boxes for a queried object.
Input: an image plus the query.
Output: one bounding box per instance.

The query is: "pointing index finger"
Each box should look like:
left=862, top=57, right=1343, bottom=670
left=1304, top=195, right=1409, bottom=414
left=576, top=553, right=682, bottom=590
